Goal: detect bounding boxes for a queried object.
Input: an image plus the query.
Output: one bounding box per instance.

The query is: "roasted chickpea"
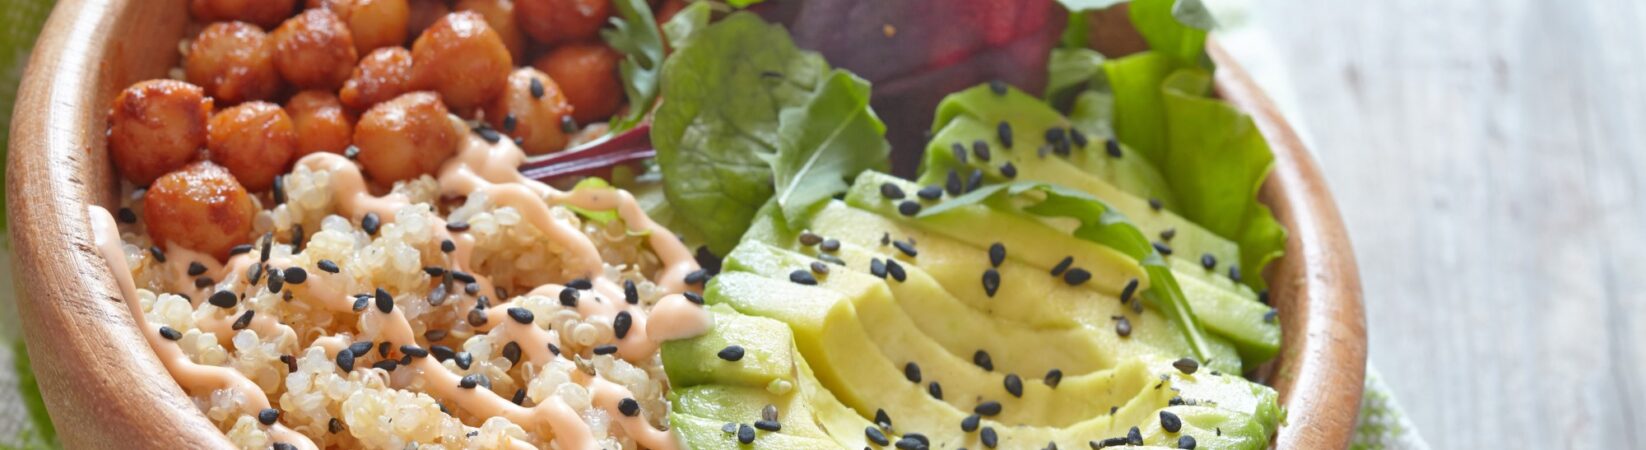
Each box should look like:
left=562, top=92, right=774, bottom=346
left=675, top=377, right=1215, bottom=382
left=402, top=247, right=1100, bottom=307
left=339, top=47, right=415, bottom=111
left=285, top=91, right=354, bottom=156
left=186, top=22, right=283, bottom=105
left=484, top=68, right=573, bottom=155
left=353, top=92, right=459, bottom=184
left=533, top=43, right=622, bottom=124
left=515, top=0, right=610, bottom=45
left=207, top=102, right=298, bottom=191
left=272, top=9, right=358, bottom=90
left=143, top=161, right=258, bottom=261
left=190, top=0, right=298, bottom=29
left=107, top=80, right=213, bottom=186
left=344, top=0, right=411, bottom=54
left=406, top=0, right=451, bottom=41
left=454, top=0, right=526, bottom=62
left=410, top=12, right=512, bottom=115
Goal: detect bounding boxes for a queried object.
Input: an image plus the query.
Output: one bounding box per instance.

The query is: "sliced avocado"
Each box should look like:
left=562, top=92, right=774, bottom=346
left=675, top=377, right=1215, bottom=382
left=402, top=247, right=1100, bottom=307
left=661, top=305, right=796, bottom=390
left=670, top=413, right=838, bottom=450
left=703, top=272, right=1277, bottom=449
left=671, top=384, right=830, bottom=440
left=845, top=173, right=1278, bottom=368
left=917, top=86, right=1244, bottom=280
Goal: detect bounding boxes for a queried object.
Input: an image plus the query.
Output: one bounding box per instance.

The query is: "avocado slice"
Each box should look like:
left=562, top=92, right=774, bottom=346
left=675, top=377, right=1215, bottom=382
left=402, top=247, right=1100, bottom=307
left=845, top=172, right=1278, bottom=367
left=701, top=272, right=1279, bottom=449
left=919, top=85, right=1244, bottom=283
left=662, top=305, right=796, bottom=390
left=670, top=413, right=838, bottom=449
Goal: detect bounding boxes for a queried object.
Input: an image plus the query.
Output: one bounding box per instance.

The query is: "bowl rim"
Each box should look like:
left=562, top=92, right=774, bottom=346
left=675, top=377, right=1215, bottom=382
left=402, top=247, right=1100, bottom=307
left=5, top=0, right=1367, bottom=448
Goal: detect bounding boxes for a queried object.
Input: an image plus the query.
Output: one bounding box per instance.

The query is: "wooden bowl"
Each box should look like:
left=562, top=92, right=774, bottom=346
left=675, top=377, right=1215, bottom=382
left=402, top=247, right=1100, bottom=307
left=5, top=0, right=1366, bottom=448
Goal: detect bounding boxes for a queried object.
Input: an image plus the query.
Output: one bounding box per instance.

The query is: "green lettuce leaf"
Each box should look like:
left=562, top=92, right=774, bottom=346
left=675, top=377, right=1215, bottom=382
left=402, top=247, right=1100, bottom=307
left=1128, top=0, right=1209, bottom=68
left=600, top=0, right=664, bottom=132
left=1103, top=51, right=1174, bottom=161
left=1045, top=47, right=1107, bottom=111
left=652, top=13, right=889, bottom=254
left=922, top=182, right=1214, bottom=362
left=764, top=71, right=890, bottom=224
left=661, top=1, right=712, bottom=49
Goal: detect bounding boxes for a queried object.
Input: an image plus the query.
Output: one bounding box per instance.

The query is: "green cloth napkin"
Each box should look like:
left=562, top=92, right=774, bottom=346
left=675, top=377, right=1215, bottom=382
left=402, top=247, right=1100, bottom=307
left=0, top=1, right=1426, bottom=448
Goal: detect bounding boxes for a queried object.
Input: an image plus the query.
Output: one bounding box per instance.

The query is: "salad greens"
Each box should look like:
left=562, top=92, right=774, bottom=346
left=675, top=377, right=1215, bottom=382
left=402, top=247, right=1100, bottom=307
left=651, top=13, right=888, bottom=255
left=599, top=0, right=664, bottom=132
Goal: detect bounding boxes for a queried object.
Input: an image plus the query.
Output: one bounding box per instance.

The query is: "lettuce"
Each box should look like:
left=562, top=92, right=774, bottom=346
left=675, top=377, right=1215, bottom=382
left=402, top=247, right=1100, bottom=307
left=600, top=0, right=664, bottom=132
left=652, top=13, right=889, bottom=254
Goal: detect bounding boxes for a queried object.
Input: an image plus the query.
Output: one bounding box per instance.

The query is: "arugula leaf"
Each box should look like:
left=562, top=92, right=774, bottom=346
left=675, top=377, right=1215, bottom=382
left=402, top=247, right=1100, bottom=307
left=652, top=13, right=888, bottom=254
left=764, top=71, right=890, bottom=224
left=921, top=182, right=1214, bottom=362
left=600, top=0, right=665, bottom=132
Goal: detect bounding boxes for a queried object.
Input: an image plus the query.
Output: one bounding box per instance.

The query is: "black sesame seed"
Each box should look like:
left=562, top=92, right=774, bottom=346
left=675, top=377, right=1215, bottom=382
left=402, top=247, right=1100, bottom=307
left=1000, top=162, right=1017, bottom=179
left=975, top=401, right=1002, bottom=416
left=283, top=267, right=307, bottom=284
left=1070, top=128, right=1088, bottom=147
left=1178, top=435, right=1197, bottom=449
left=273, top=444, right=296, bottom=450
left=1149, top=198, right=1164, bottom=211
left=335, top=349, right=355, bottom=372
left=945, top=169, right=963, bottom=196
left=885, top=259, right=906, bottom=282
left=348, top=341, right=373, bottom=357
left=441, top=239, right=456, bottom=253
left=502, top=114, right=518, bottom=132
left=1161, top=228, right=1177, bottom=241
left=897, top=200, right=922, bottom=217
left=874, top=408, right=892, bottom=429
left=352, top=296, right=369, bottom=312
left=431, top=345, right=456, bottom=361
left=459, top=374, right=481, bottom=389
left=893, top=240, right=918, bottom=257
left=511, top=388, right=527, bottom=405
left=559, top=287, right=580, bottom=307
left=982, top=269, right=1001, bottom=297
left=989, top=79, right=1008, bottom=95
left=195, top=277, right=215, bottom=289
left=1116, top=317, right=1133, bottom=337
left=266, top=269, right=285, bottom=294
left=232, top=310, right=255, bottom=331
left=1105, top=138, right=1123, bottom=157
left=423, top=266, right=446, bottom=277
left=961, top=414, right=980, bottom=432
left=1228, top=265, right=1242, bottom=283
left=718, top=345, right=745, bottom=361
left=881, top=232, right=891, bottom=246
left=1264, top=309, right=1278, bottom=323
left=1004, top=374, right=1023, bottom=397
left=229, top=244, right=254, bottom=256
left=361, top=212, right=380, bottom=235
left=507, top=307, right=535, bottom=325
left=917, top=185, right=943, bottom=200
left=117, top=207, right=138, bottom=223
left=997, top=122, right=1014, bottom=149
left=763, top=404, right=780, bottom=422
left=987, top=243, right=1006, bottom=268
left=1120, top=279, right=1139, bottom=304
left=328, top=418, right=344, bottom=434
left=685, top=269, right=710, bottom=286
left=973, top=140, right=992, bottom=162
left=1063, top=268, right=1092, bottom=286
left=1173, top=357, right=1200, bottom=375
left=158, top=326, right=182, bottom=341
left=1093, top=437, right=1130, bottom=448
left=810, top=261, right=830, bottom=276
left=1258, top=290, right=1271, bottom=305
left=317, top=260, right=339, bottom=274
left=973, top=350, right=994, bottom=371
left=1045, top=368, right=1063, bottom=387
left=530, top=77, right=545, bottom=98
left=593, top=344, right=618, bottom=355
left=208, top=290, right=238, bottom=308
left=870, top=258, right=888, bottom=279
left=1045, top=127, right=1066, bottom=145
left=737, top=424, right=755, bottom=444
left=546, top=343, right=560, bottom=356
left=618, top=397, right=640, bottom=417
left=1051, top=256, right=1073, bottom=277
left=1128, top=426, right=1144, bottom=445
left=904, top=362, right=922, bottom=383
left=880, top=182, right=906, bottom=200
left=1160, top=411, right=1183, bottom=433
left=343, top=145, right=360, bottom=159
left=896, top=436, right=924, bottom=449
left=1153, top=242, right=1174, bottom=256
left=789, top=269, right=818, bottom=285
left=754, top=419, right=781, bottom=432
left=446, top=221, right=471, bottom=232
left=373, top=288, right=394, bottom=313
left=560, top=115, right=578, bottom=133
left=966, top=169, right=983, bottom=192
left=928, top=381, right=943, bottom=399
left=981, top=426, right=998, bottom=448
left=248, top=262, right=265, bottom=285
left=149, top=246, right=167, bottom=263
left=820, top=239, right=840, bottom=252
left=401, top=345, right=429, bottom=358
left=186, top=261, right=207, bottom=277
left=798, top=231, right=823, bottom=246
left=623, top=279, right=639, bottom=304
left=723, top=423, right=737, bottom=434
left=607, top=311, right=631, bottom=340
left=684, top=291, right=705, bottom=305
left=290, top=224, right=305, bottom=253
left=866, top=427, right=890, bottom=446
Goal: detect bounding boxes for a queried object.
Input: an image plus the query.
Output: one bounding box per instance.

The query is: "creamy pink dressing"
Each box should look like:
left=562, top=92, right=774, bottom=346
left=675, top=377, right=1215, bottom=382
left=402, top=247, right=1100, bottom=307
left=91, top=118, right=712, bottom=449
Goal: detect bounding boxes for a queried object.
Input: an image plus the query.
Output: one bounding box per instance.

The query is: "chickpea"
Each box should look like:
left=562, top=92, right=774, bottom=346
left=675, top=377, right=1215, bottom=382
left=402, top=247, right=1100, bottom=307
left=272, top=9, right=358, bottom=90
left=190, top=0, right=298, bottom=29
left=454, top=0, right=526, bottom=62
left=344, top=0, right=411, bottom=54
left=185, top=22, right=283, bottom=105
left=533, top=43, right=622, bottom=124
left=143, top=161, right=258, bottom=261
left=484, top=68, right=573, bottom=155
left=207, top=102, right=298, bottom=191
left=285, top=91, right=354, bottom=157
left=353, top=92, right=459, bottom=184
left=107, top=80, right=212, bottom=186
left=409, top=12, right=512, bottom=115
left=406, top=0, right=452, bottom=42
left=515, top=0, right=610, bottom=45
left=339, top=47, right=415, bottom=111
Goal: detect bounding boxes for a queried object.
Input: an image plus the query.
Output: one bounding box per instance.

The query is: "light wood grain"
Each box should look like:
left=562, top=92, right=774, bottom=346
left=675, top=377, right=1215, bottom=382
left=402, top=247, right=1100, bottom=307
left=1246, top=0, right=1646, bottom=447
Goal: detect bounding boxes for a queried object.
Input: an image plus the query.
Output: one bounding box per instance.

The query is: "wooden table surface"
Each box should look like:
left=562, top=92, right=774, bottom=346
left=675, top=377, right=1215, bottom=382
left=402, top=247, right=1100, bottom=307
left=1246, top=0, right=1646, bottom=447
